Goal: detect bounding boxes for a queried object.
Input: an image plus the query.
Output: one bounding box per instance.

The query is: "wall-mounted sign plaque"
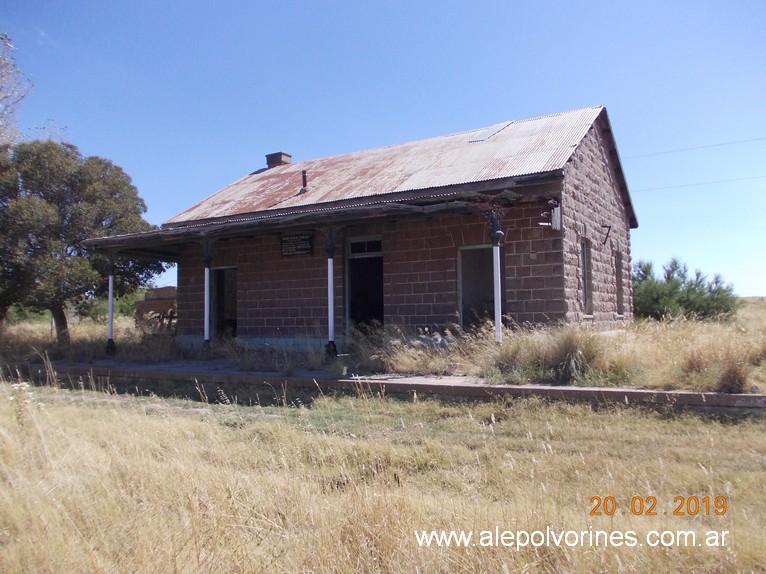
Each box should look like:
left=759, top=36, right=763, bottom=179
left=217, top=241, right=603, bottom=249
left=281, top=234, right=313, bottom=257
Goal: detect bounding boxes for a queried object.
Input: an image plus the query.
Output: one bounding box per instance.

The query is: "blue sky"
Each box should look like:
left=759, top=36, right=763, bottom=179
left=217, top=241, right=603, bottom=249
left=2, top=0, right=765, bottom=295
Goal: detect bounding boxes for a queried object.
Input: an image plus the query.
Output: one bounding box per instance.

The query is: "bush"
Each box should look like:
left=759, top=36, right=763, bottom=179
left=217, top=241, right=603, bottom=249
left=632, top=258, right=738, bottom=320
left=75, top=290, right=147, bottom=321
left=4, top=304, right=49, bottom=325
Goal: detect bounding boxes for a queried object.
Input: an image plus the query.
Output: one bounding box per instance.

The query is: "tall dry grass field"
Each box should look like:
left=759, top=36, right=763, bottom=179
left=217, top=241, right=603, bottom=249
left=366, top=298, right=766, bottom=393
left=1, top=380, right=763, bottom=573
left=2, top=299, right=765, bottom=393
left=0, top=316, right=185, bottom=366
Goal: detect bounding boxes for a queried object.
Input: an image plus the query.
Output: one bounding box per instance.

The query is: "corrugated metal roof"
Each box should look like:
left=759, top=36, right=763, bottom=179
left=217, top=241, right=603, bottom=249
left=165, top=106, right=606, bottom=227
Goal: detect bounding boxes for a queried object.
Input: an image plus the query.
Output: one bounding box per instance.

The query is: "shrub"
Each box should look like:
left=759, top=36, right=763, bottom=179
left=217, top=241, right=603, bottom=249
left=488, top=325, right=603, bottom=385
left=551, top=327, right=603, bottom=383
left=632, top=258, right=739, bottom=320
left=4, top=304, right=49, bottom=325
left=716, top=357, right=749, bottom=394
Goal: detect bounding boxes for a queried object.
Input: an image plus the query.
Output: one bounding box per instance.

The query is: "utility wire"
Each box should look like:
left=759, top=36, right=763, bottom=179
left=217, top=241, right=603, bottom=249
left=624, top=136, right=766, bottom=159
left=632, top=175, right=766, bottom=193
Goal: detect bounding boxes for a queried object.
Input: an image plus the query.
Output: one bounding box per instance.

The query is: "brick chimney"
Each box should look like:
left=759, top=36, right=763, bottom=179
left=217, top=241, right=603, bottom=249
left=265, top=152, right=292, bottom=169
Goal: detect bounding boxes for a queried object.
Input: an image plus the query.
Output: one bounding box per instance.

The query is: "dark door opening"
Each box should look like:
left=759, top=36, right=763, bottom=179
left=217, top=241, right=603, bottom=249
left=460, top=247, right=494, bottom=328
left=212, top=267, right=237, bottom=338
left=348, top=256, right=384, bottom=326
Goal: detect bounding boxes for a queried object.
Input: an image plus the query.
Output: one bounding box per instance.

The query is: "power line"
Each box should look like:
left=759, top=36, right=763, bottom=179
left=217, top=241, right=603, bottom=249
left=624, top=136, right=766, bottom=159
left=632, top=175, right=766, bottom=193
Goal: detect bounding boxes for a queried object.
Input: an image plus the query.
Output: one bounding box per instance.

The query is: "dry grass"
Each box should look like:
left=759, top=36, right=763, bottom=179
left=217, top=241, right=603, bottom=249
left=359, top=299, right=766, bottom=393
left=0, top=378, right=764, bottom=573
left=2, top=299, right=766, bottom=393
left=0, top=316, right=184, bottom=366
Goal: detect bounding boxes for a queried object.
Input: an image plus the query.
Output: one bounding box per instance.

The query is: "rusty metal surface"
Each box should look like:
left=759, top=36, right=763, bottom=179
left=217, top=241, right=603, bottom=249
left=165, top=106, right=605, bottom=226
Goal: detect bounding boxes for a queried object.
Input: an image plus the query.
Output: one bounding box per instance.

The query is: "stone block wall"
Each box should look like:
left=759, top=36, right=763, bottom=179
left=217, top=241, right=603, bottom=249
left=381, top=209, right=564, bottom=327
left=176, top=242, right=204, bottom=336
left=503, top=203, right=567, bottom=324
left=561, top=117, right=634, bottom=328
left=176, top=233, right=343, bottom=341
left=175, top=206, right=568, bottom=342
left=380, top=215, right=478, bottom=328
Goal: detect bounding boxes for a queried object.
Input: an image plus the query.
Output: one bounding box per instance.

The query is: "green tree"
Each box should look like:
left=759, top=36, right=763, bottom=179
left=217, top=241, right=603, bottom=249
left=632, top=257, right=738, bottom=320
left=0, top=140, right=166, bottom=343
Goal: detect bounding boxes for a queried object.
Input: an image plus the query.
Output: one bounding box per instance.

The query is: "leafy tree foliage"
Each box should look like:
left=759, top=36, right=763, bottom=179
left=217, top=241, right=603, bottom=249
left=632, top=258, right=738, bottom=320
left=0, top=140, right=166, bottom=343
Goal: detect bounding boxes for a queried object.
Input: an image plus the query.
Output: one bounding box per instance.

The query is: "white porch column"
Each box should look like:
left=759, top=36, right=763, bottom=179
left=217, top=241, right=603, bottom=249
left=325, top=228, right=338, bottom=357
left=203, top=241, right=212, bottom=345
left=484, top=208, right=505, bottom=344
left=106, top=252, right=116, bottom=355
left=107, top=274, right=115, bottom=339
left=328, top=259, right=335, bottom=339
left=493, top=242, right=502, bottom=344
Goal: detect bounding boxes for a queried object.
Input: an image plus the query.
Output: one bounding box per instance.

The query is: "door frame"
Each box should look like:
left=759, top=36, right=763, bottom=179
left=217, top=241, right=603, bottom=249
left=345, top=235, right=383, bottom=332
left=457, top=244, right=499, bottom=328
left=211, top=265, right=237, bottom=339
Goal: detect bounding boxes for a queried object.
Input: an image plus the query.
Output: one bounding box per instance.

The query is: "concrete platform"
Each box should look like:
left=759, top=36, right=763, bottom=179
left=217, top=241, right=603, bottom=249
left=33, top=360, right=766, bottom=416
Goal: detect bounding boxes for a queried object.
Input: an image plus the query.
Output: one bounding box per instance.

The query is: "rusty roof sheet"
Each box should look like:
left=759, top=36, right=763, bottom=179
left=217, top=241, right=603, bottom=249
left=165, top=106, right=606, bottom=227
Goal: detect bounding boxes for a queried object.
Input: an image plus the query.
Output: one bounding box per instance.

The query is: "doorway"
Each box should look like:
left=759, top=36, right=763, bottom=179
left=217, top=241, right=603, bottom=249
left=459, top=246, right=494, bottom=328
left=347, top=238, right=384, bottom=327
left=212, top=267, right=237, bottom=338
